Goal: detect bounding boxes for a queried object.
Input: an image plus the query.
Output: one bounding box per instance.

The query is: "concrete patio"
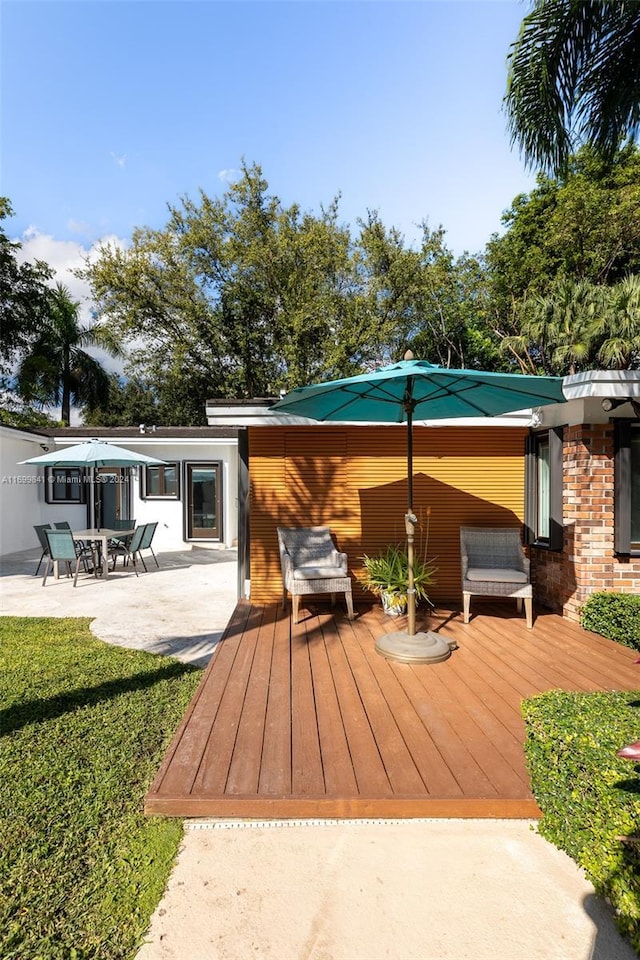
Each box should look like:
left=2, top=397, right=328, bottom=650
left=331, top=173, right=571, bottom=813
left=0, top=544, right=238, bottom=667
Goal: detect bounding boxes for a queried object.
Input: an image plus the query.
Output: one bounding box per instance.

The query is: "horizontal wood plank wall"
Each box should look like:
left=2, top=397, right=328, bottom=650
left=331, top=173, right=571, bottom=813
left=249, top=425, right=528, bottom=603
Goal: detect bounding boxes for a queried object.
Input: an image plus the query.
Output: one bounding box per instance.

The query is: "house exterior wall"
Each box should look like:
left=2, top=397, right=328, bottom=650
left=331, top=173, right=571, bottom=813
left=0, top=429, right=58, bottom=554
left=0, top=427, right=239, bottom=556
left=248, top=423, right=528, bottom=604
left=532, top=421, right=640, bottom=622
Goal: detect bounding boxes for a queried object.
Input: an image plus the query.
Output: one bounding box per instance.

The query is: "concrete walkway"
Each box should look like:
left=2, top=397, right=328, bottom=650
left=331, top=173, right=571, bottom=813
left=1, top=547, right=636, bottom=960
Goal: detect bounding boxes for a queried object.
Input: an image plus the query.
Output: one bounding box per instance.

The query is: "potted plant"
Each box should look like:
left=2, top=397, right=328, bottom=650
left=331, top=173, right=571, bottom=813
left=358, top=543, right=437, bottom=617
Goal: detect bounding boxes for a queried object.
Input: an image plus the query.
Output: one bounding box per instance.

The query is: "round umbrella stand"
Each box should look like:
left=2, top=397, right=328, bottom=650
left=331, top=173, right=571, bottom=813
left=375, top=630, right=454, bottom=665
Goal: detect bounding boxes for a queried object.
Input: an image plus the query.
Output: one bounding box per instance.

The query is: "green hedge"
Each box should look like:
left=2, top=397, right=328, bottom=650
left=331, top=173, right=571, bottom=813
left=581, top=592, right=640, bottom=650
left=523, top=689, right=640, bottom=953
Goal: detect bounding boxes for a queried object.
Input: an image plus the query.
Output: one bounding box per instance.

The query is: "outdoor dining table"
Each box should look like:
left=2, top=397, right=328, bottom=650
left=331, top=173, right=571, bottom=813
left=72, top=528, right=135, bottom=579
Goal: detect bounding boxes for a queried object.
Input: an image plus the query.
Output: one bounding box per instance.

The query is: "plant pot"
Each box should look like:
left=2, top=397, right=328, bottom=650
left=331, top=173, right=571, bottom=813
left=381, top=590, right=407, bottom=617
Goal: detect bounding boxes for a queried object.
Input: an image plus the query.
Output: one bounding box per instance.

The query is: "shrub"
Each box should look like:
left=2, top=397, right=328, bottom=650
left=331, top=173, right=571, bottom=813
left=523, top=689, right=640, bottom=954
left=581, top=591, right=640, bottom=650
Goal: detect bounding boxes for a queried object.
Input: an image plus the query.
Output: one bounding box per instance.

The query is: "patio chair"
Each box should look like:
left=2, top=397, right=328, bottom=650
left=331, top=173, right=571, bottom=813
left=108, top=523, right=147, bottom=576
left=108, top=519, right=136, bottom=552
left=53, top=520, right=94, bottom=572
left=138, top=521, right=159, bottom=570
left=33, top=523, right=52, bottom=577
left=42, top=529, right=97, bottom=587
left=460, top=526, right=533, bottom=628
left=277, top=525, right=355, bottom=624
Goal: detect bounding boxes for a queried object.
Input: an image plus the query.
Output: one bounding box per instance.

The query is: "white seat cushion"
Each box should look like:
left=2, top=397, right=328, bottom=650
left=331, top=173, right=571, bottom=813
left=467, top=566, right=528, bottom=584
left=293, top=564, right=347, bottom=580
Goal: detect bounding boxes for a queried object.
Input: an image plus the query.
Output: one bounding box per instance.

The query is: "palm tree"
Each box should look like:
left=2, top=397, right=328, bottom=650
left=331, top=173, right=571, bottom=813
left=505, top=0, right=640, bottom=175
left=501, top=278, right=600, bottom=374
left=593, top=274, right=640, bottom=367
left=16, top=283, right=123, bottom=425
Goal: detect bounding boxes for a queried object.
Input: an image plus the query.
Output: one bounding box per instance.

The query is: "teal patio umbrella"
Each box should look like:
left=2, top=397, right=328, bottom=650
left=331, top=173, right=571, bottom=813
left=21, top=439, right=166, bottom=529
left=271, top=352, right=566, bottom=662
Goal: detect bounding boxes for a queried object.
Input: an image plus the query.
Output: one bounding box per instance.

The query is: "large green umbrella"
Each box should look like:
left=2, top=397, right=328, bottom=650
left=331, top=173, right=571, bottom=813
left=271, top=353, right=566, bottom=662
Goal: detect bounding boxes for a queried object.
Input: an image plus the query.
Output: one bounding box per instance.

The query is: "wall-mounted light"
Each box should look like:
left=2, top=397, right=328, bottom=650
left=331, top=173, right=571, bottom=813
left=602, top=397, right=640, bottom=418
left=602, top=398, right=629, bottom=412
left=39, top=443, right=49, bottom=452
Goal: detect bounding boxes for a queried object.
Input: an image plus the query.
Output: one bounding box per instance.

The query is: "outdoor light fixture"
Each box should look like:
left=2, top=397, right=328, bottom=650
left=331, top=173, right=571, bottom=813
left=39, top=444, right=49, bottom=452
left=602, top=398, right=629, bottom=412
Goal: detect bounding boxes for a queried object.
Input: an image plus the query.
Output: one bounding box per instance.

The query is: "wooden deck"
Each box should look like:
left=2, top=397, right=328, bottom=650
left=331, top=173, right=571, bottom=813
left=146, top=600, right=640, bottom=819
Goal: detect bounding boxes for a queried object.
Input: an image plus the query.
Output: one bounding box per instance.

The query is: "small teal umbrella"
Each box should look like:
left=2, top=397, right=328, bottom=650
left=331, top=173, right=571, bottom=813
left=272, top=353, right=566, bottom=661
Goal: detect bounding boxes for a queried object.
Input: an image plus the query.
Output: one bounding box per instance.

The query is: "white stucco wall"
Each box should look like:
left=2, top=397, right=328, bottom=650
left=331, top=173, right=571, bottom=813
left=0, top=428, right=55, bottom=554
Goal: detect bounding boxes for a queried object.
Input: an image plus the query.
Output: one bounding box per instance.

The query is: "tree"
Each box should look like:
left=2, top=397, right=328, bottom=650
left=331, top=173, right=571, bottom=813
left=593, top=274, right=640, bottom=367
left=501, top=277, right=601, bottom=374
left=0, top=198, right=53, bottom=379
left=352, top=214, right=500, bottom=371
left=484, top=145, right=640, bottom=369
left=506, top=0, right=640, bottom=176
left=81, top=373, right=162, bottom=427
left=83, top=163, right=366, bottom=411
left=16, top=283, right=123, bottom=425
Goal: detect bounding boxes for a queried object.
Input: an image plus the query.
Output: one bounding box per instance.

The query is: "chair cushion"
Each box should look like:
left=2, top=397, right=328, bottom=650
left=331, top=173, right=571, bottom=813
left=293, top=563, right=347, bottom=580
left=467, top=566, right=528, bottom=584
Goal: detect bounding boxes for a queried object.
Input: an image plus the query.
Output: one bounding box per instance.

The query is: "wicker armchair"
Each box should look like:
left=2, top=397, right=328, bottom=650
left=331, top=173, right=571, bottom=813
left=277, top=526, right=355, bottom=624
left=460, top=526, right=533, bottom=628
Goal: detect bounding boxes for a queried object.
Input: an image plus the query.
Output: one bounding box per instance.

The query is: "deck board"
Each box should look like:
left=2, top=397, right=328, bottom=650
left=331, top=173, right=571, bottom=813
left=146, top=600, right=640, bottom=819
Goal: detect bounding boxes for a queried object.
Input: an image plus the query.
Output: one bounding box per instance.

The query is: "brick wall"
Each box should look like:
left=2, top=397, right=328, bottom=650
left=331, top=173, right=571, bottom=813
left=533, top=422, right=640, bottom=621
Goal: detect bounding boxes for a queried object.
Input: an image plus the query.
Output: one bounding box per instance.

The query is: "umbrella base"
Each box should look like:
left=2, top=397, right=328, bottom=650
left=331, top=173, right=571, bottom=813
left=375, top=630, right=453, bottom=665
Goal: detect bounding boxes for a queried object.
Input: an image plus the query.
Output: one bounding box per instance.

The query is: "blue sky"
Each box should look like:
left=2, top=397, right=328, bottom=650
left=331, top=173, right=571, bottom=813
left=2, top=0, right=535, bottom=267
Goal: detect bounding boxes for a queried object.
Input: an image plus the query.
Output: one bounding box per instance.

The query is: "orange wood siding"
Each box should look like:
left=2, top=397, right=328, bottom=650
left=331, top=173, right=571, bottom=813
left=249, top=424, right=528, bottom=603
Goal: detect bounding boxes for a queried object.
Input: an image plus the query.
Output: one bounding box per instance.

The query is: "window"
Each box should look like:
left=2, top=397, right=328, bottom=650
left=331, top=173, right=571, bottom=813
left=45, top=467, right=86, bottom=504
left=614, top=421, right=640, bottom=555
left=525, top=427, right=563, bottom=550
left=142, top=463, right=179, bottom=499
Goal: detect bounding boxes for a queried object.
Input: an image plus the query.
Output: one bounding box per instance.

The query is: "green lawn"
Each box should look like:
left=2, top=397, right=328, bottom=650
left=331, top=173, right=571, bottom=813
left=0, top=617, right=202, bottom=960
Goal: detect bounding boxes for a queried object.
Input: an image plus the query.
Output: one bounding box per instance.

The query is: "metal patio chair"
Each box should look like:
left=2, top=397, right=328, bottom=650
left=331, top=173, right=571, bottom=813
left=42, top=528, right=97, bottom=587
left=33, top=523, right=52, bottom=577
left=109, top=523, right=147, bottom=576
left=460, top=526, right=533, bottom=628
left=138, top=521, right=159, bottom=570
left=277, top=525, right=354, bottom=624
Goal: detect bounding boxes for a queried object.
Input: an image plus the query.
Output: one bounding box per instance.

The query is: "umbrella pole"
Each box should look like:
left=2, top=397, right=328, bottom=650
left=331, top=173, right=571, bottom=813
left=375, top=377, right=451, bottom=664
left=405, top=402, right=416, bottom=636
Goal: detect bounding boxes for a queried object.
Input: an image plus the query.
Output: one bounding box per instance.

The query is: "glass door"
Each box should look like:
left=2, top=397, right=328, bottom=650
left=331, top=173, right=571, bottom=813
left=95, top=468, right=131, bottom=528
left=186, top=462, right=222, bottom=540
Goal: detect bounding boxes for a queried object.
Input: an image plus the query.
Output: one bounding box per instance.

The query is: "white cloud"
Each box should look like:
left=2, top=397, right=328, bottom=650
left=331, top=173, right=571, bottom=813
left=110, top=151, right=127, bottom=168
left=15, top=229, right=130, bottom=374
left=218, top=168, right=240, bottom=184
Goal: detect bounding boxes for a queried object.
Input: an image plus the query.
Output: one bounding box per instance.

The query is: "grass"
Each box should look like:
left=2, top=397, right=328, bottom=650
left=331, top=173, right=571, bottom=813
left=523, top=688, right=640, bottom=954
left=0, top=617, right=202, bottom=960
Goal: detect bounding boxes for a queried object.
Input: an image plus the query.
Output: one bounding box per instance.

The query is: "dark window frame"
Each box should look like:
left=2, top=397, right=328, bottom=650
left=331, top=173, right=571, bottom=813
left=45, top=467, right=86, bottom=504
left=614, top=420, right=639, bottom=557
left=525, top=426, right=564, bottom=551
left=141, top=463, right=180, bottom=500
